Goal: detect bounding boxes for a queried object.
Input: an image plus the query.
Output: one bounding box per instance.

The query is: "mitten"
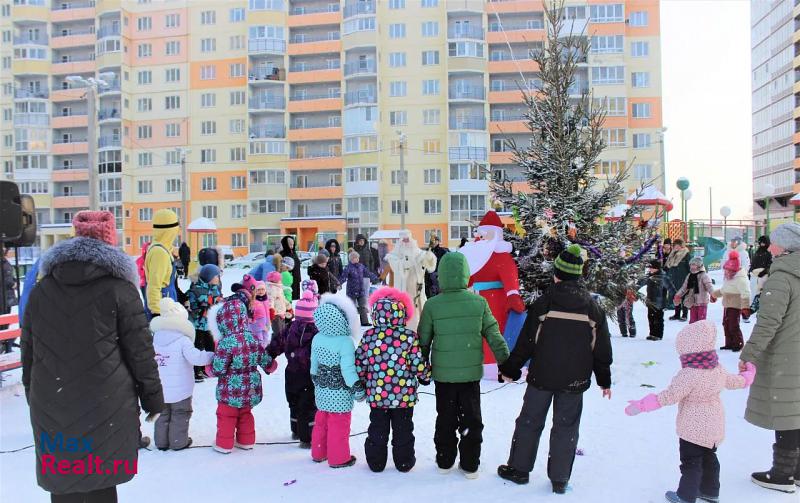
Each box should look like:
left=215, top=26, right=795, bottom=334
left=508, top=293, right=526, bottom=314
left=741, top=308, right=751, bottom=319
left=351, top=381, right=366, bottom=402
left=673, top=295, right=681, bottom=306
left=265, top=359, right=278, bottom=375
left=739, top=362, right=756, bottom=387
left=498, top=363, right=522, bottom=382
left=709, top=295, right=717, bottom=303
left=625, top=393, right=662, bottom=416
left=418, top=378, right=431, bottom=386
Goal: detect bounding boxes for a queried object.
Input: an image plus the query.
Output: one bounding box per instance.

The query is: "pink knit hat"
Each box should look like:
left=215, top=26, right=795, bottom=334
left=294, top=289, right=318, bottom=320
left=241, top=274, right=258, bottom=293
left=723, top=250, right=740, bottom=279
left=266, top=271, right=282, bottom=284
left=72, top=211, right=117, bottom=246
left=254, top=280, right=266, bottom=292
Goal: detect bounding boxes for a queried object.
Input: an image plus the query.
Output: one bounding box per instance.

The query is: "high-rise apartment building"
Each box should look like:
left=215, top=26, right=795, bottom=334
left=1, top=0, right=663, bottom=255
left=751, top=0, right=799, bottom=226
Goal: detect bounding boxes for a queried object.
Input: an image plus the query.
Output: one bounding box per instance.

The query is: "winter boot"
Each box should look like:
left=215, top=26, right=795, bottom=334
left=459, top=466, right=479, bottom=480
left=331, top=455, right=357, bottom=468
left=698, top=494, right=719, bottom=503
left=213, top=444, right=232, bottom=454
left=497, top=465, right=529, bottom=485
left=664, top=491, right=690, bottom=503
left=552, top=481, right=568, bottom=494
left=235, top=441, right=255, bottom=450
left=751, top=444, right=799, bottom=493
left=174, top=438, right=192, bottom=451
left=298, top=441, right=311, bottom=449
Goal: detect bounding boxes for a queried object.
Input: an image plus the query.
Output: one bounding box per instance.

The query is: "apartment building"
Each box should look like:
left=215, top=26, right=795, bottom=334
left=751, top=0, right=799, bottom=226
left=1, top=0, right=663, bottom=255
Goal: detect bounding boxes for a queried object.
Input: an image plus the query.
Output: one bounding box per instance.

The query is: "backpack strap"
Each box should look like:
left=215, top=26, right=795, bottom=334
left=535, top=310, right=597, bottom=349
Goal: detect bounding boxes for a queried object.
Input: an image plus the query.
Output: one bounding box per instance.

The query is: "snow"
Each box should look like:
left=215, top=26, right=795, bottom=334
left=0, top=270, right=793, bottom=502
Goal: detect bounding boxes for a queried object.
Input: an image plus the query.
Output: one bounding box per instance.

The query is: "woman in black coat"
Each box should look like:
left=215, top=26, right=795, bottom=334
left=21, top=211, right=164, bottom=502
left=324, top=238, right=343, bottom=279
left=280, top=235, right=301, bottom=300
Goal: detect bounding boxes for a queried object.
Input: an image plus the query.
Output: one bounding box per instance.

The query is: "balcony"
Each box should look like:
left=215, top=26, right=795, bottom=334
left=52, top=194, right=89, bottom=209
left=51, top=168, right=88, bottom=182
left=97, top=26, right=121, bottom=39
left=288, top=185, right=344, bottom=200
left=449, top=146, right=487, bottom=161
left=490, top=111, right=526, bottom=122
left=449, top=116, right=487, bottom=130
left=447, top=26, right=484, bottom=40
left=290, top=4, right=340, bottom=15
left=287, top=65, right=341, bottom=84
left=343, top=60, right=376, bottom=77
left=14, top=114, right=48, bottom=126
left=447, top=0, right=484, bottom=13
left=288, top=33, right=341, bottom=56
left=344, top=89, right=376, bottom=106
left=14, top=88, right=49, bottom=99
left=248, top=95, right=287, bottom=111
left=288, top=153, right=343, bottom=170
left=249, top=66, right=285, bottom=83
left=288, top=125, right=342, bottom=141
left=287, top=94, right=342, bottom=113
left=97, top=135, right=120, bottom=148
left=51, top=114, right=88, bottom=129
left=288, top=4, right=341, bottom=27
left=289, top=61, right=340, bottom=72
left=98, top=108, right=120, bottom=121
left=449, top=85, right=486, bottom=101
left=290, top=32, right=340, bottom=44
left=51, top=1, right=96, bottom=22
left=284, top=209, right=343, bottom=219
left=50, top=88, right=85, bottom=102
left=343, top=1, right=375, bottom=18
left=98, top=81, right=121, bottom=95
left=248, top=38, right=287, bottom=55
left=14, top=35, right=49, bottom=45
left=488, top=59, right=539, bottom=73
left=51, top=140, right=88, bottom=155
left=51, top=31, right=95, bottom=49
left=249, top=125, right=286, bottom=139
left=51, top=57, right=95, bottom=75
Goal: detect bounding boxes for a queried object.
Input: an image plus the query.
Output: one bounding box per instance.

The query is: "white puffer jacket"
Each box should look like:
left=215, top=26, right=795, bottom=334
left=153, top=329, right=214, bottom=403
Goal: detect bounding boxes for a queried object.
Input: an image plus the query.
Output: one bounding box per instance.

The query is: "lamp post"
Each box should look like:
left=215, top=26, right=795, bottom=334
left=762, top=182, right=775, bottom=235
left=175, top=147, right=191, bottom=244
left=676, top=177, right=690, bottom=223
left=396, top=131, right=407, bottom=230
left=720, top=206, right=731, bottom=242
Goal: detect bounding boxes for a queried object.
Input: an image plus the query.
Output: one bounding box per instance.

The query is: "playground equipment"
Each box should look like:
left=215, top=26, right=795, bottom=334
left=695, top=236, right=727, bottom=270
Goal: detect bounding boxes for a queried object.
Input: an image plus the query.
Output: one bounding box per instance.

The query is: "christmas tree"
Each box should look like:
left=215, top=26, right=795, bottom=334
left=491, top=1, right=657, bottom=314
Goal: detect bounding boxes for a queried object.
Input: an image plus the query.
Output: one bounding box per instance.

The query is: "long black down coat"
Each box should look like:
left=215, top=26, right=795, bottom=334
left=21, top=237, right=164, bottom=494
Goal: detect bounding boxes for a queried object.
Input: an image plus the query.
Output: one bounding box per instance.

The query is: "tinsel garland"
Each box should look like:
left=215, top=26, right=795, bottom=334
left=574, top=234, right=660, bottom=264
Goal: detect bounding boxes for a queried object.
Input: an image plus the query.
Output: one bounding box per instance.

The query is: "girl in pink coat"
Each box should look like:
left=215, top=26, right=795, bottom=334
left=240, top=275, right=273, bottom=349
left=625, top=320, right=756, bottom=503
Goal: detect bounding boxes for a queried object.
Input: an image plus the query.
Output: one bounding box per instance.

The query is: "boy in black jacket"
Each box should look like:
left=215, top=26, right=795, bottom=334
left=497, top=244, right=612, bottom=494
left=644, top=259, right=667, bottom=341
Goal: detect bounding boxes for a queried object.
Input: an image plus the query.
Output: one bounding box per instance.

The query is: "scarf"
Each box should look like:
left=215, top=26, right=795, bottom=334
left=680, top=350, right=719, bottom=369
left=686, top=271, right=699, bottom=293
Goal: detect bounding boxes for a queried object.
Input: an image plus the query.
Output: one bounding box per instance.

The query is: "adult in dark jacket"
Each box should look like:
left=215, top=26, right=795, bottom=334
left=280, top=235, right=301, bottom=300
left=308, top=253, right=337, bottom=294
left=641, top=259, right=668, bottom=340
left=665, top=239, right=691, bottom=321
left=178, top=242, right=191, bottom=278
left=749, top=235, right=773, bottom=278
left=21, top=211, right=164, bottom=502
left=497, top=244, right=612, bottom=494
left=424, top=235, right=449, bottom=298
left=324, top=238, right=343, bottom=279
left=1, top=249, right=18, bottom=353
left=353, top=234, right=376, bottom=274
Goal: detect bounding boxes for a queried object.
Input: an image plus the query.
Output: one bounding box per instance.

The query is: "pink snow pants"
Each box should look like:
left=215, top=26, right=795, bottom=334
left=689, top=305, right=708, bottom=324
left=216, top=403, right=256, bottom=450
left=311, top=410, right=351, bottom=466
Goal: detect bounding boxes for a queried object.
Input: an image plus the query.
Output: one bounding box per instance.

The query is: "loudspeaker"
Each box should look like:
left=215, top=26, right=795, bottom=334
left=0, top=181, right=22, bottom=241
left=8, top=195, right=36, bottom=247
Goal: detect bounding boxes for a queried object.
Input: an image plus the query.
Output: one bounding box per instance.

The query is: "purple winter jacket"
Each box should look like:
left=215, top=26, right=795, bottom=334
left=339, top=262, right=376, bottom=299
left=267, top=319, right=319, bottom=391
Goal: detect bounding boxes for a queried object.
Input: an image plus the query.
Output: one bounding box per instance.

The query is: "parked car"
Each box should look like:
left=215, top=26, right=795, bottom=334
left=226, top=252, right=265, bottom=270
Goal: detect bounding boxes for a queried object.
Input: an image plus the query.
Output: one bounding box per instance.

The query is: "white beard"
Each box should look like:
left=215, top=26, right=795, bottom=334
left=458, top=229, right=512, bottom=275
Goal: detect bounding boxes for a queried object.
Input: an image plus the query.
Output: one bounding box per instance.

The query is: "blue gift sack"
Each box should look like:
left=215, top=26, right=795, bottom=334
left=504, top=310, right=531, bottom=368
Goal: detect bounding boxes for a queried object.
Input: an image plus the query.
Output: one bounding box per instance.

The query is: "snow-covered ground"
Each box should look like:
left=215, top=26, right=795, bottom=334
left=1, top=270, right=794, bottom=502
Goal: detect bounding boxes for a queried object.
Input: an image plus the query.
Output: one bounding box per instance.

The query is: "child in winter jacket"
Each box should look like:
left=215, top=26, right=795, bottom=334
left=356, top=287, right=432, bottom=473
left=310, top=294, right=366, bottom=468
left=267, top=290, right=319, bottom=447
left=625, top=320, right=756, bottom=503
left=301, top=278, right=319, bottom=301
left=712, top=251, right=751, bottom=351
left=209, top=291, right=277, bottom=454
left=187, top=264, right=223, bottom=382
left=240, top=274, right=272, bottom=348
left=643, top=259, right=668, bottom=341
left=281, top=257, right=295, bottom=303
left=340, top=250, right=378, bottom=326
left=151, top=298, right=214, bottom=450
left=309, top=253, right=338, bottom=294
left=675, top=257, right=714, bottom=324
left=617, top=291, right=637, bottom=338
left=266, top=271, right=292, bottom=337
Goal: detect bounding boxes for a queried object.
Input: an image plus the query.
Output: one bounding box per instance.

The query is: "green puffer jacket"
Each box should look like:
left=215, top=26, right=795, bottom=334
left=418, top=253, right=509, bottom=383
left=741, top=251, right=800, bottom=431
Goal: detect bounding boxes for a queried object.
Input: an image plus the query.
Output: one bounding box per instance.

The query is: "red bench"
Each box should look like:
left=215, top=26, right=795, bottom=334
left=0, top=313, right=21, bottom=374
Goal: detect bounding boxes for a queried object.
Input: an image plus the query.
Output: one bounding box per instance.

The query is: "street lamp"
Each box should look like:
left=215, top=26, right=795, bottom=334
left=65, top=73, right=114, bottom=211
left=676, top=177, right=690, bottom=222
left=720, top=206, right=731, bottom=242
left=762, top=182, right=775, bottom=234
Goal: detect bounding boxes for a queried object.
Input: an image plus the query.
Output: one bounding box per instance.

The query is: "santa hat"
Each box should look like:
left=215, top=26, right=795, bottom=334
left=478, top=210, right=503, bottom=229
left=150, top=298, right=195, bottom=340
left=295, top=290, right=318, bottom=320
left=72, top=210, right=117, bottom=246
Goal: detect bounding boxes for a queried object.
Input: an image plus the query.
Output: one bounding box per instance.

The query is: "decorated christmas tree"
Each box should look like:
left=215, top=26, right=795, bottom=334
left=491, top=2, right=657, bottom=314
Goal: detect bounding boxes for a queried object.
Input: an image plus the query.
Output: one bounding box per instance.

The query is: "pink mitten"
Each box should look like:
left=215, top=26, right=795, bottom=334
left=265, top=359, right=278, bottom=375
left=739, top=362, right=756, bottom=387
left=625, top=393, right=662, bottom=416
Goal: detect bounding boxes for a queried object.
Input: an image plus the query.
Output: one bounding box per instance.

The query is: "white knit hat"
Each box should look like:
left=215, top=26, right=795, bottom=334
left=150, top=298, right=195, bottom=340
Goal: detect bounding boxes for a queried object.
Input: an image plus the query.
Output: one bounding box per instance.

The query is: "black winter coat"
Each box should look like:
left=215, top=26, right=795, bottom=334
left=353, top=234, right=376, bottom=274
left=21, top=237, right=164, bottom=494
left=280, top=235, right=301, bottom=300
left=2, top=257, right=17, bottom=311
left=324, top=239, right=343, bottom=279
left=643, top=271, right=667, bottom=310
left=308, top=263, right=337, bottom=294
left=424, top=244, right=449, bottom=298
left=499, top=281, right=612, bottom=393
left=750, top=246, right=772, bottom=277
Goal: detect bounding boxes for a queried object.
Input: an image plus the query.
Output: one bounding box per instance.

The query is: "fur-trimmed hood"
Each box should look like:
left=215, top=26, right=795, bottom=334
left=314, top=293, right=361, bottom=341
left=40, top=237, right=139, bottom=287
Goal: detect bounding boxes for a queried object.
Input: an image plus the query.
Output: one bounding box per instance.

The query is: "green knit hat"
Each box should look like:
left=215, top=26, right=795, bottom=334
left=554, top=244, right=584, bottom=281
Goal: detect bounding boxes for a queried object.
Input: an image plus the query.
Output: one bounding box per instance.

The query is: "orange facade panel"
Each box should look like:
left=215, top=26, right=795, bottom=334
left=287, top=97, right=342, bottom=113
left=280, top=219, right=347, bottom=251
left=50, top=33, right=96, bottom=49
left=288, top=40, right=342, bottom=56
left=51, top=60, right=96, bottom=75
left=794, top=132, right=800, bottom=145
left=629, top=97, right=663, bottom=129
left=794, top=158, right=800, bottom=170
left=52, top=142, right=88, bottom=155
left=190, top=58, right=248, bottom=89
left=288, top=156, right=343, bottom=170
left=51, top=7, right=95, bottom=22
left=287, top=68, right=342, bottom=84
left=486, top=30, right=544, bottom=44
left=603, top=116, right=629, bottom=128
left=485, top=0, right=544, bottom=14
left=588, top=22, right=626, bottom=36
left=287, top=127, right=342, bottom=142
left=189, top=172, right=248, bottom=201
left=489, top=59, right=539, bottom=74
left=51, top=88, right=86, bottom=103
left=51, top=115, right=88, bottom=129
left=489, top=89, right=528, bottom=104
left=288, top=186, right=344, bottom=200
left=490, top=152, right=515, bottom=164
left=625, top=0, right=661, bottom=36
left=490, top=120, right=529, bottom=134
left=287, top=11, right=341, bottom=27
left=51, top=169, right=88, bottom=182
left=52, top=195, right=89, bottom=209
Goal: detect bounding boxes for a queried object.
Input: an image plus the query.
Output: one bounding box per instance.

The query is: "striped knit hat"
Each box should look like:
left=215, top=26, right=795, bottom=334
left=294, top=289, right=318, bottom=320
left=554, top=244, right=584, bottom=281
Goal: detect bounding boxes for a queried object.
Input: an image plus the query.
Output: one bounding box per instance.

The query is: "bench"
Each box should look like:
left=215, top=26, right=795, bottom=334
left=0, top=313, right=21, bottom=377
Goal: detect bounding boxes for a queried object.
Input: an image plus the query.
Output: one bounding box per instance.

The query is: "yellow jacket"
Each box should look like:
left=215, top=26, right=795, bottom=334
left=145, top=210, right=180, bottom=314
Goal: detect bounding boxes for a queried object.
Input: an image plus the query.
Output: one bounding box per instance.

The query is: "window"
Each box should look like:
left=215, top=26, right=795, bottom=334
left=423, top=139, right=441, bottom=154
left=424, top=199, right=442, bottom=214
left=201, top=93, right=216, bottom=108
left=138, top=152, right=153, bottom=167
left=450, top=194, right=486, bottom=221
left=201, top=10, right=216, bottom=25
left=137, top=71, right=152, bottom=84
left=165, top=13, right=180, bottom=28
left=390, top=81, right=407, bottom=97
left=632, top=133, right=651, bottom=149
left=594, top=97, right=626, bottom=116
left=137, top=180, right=153, bottom=194
left=137, top=98, right=152, bottom=112
left=422, top=0, right=437, bottom=6
left=390, top=170, right=408, bottom=185
left=166, top=151, right=180, bottom=164
left=165, top=179, right=181, bottom=193
left=137, top=125, right=152, bottom=139
left=450, top=225, right=472, bottom=240
left=389, top=0, right=405, bottom=8
left=201, top=38, right=216, bottom=52
left=631, top=72, right=650, bottom=88
left=590, top=35, right=623, bottom=54
left=201, top=121, right=217, bottom=136
left=389, top=24, right=406, bottom=39
left=166, top=40, right=180, bottom=55
left=424, top=168, right=441, bottom=184
left=230, top=7, right=245, bottom=22
left=202, top=205, right=218, bottom=219
left=344, top=135, right=378, bottom=153
left=165, top=123, right=181, bottom=137
left=230, top=147, right=246, bottom=161
left=602, top=128, right=626, bottom=147
left=137, top=16, right=152, bottom=31
left=250, top=199, right=287, bottom=214
left=631, top=103, right=651, bottom=118
left=201, top=149, right=217, bottom=163
left=423, top=109, right=441, bottom=125
left=201, top=177, right=217, bottom=191
left=448, top=41, right=484, bottom=58
left=345, top=166, right=378, bottom=182
left=230, top=91, right=246, bottom=105
left=391, top=200, right=409, bottom=215
left=422, top=50, right=439, bottom=65
left=229, top=63, right=245, bottom=78
left=631, top=41, right=649, bottom=57
left=633, top=163, right=652, bottom=180
left=138, top=43, right=152, bottom=57
left=138, top=208, right=153, bottom=222
left=230, top=35, right=244, bottom=50
left=589, top=4, right=623, bottom=23
left=230, top=119, right=245, bottom=133
left=390, top=111, right=407, bottom=126
left=165, top=68, right=181, bottom=82
left=563, top=6, right=586, bottom=19
left=343, top=17, right=376, bottom=34
left=629, top=11, right=648, bottom=27
left=389, top=52, right=406, bottom=67
left=421, top=21, right=438, bottom=37
left=231, top=176, right=246, bottom=190
left=231, top=233, right=247, bottom=247
left=591, top=66, right=624, bottom=85
left=595, top=160, right=625, bottom=176
left=165, top=96, right=181, bottom=110
left=200, top=65, right=216, bottom=80
left=249, top=0, right=283, bottom=10
left=202, top=234, right=218, bottom=247
left=449, top=163, right=486, bottom=180
left=231, top=204, right=247, bottom=219
left=422, top=79, right=440, bottom=95
left=249, top=169, right=286, bottom=184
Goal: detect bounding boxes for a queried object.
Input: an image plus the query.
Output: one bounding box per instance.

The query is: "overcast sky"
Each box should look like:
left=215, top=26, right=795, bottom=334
left=660, top=0, right=752, bottom=220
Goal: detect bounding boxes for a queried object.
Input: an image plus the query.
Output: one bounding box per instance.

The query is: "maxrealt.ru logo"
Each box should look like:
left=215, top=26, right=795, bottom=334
left=40, top=433, right=137, bottom=475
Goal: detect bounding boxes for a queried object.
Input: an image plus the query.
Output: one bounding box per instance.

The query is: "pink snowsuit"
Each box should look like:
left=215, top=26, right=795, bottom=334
left=250, top=282, right=272, bottom=349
